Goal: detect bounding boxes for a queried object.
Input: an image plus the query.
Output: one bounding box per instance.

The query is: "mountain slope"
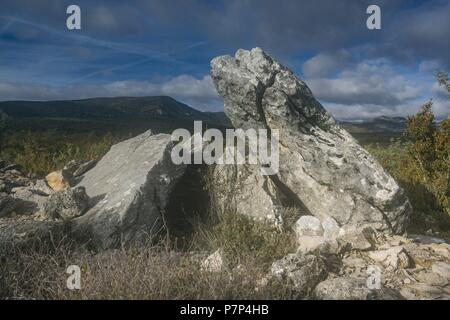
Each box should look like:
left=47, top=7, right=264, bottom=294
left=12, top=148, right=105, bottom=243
left=0, top=96, right=231, bottom=134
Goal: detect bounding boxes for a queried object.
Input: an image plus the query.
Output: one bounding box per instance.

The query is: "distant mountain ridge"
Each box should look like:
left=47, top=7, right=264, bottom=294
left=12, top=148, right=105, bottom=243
left=0, top=96, right=231, bottom=134
left=339, top=116, right=407, bottom=133
left=0, top=96, right=408, bottom=138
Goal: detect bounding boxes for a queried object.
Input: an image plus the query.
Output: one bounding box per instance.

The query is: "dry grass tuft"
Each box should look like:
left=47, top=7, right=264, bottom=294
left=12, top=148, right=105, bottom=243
left=1, top=213, right=297, bottom=300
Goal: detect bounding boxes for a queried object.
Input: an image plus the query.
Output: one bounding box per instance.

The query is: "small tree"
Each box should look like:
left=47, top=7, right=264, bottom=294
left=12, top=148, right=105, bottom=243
left=405, top=71, right=450, bottom=215
left=436, top=71, right=450, bottom=98
left=0, top=110, right=7, bottom=143
left=0, top=110, right=7, bottom=131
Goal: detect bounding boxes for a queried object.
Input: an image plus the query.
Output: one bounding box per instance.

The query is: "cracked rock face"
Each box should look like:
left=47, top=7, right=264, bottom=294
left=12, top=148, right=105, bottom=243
left=208, top=163, right=284, bottom=225
left=211, top=48, right=411, bottom=234
left=72, top=130, right=186, bottom=249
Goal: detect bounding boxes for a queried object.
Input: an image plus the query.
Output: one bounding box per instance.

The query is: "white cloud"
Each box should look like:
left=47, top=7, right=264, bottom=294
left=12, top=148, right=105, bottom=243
left=302, top=50, right=350, bottom=78
left=325, top=98, right=449, bottom=121
left=306, top=59, right=422, bottom=106
left=300, top=56, right=449, bottom=119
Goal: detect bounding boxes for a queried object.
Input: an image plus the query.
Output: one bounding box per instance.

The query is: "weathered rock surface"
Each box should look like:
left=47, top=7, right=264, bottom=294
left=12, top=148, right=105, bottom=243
left=320, top=234, right=450, bottom=300
left=294, top=215, right=374, bottom=255
left=368, top=246, right=412, bottom=270
left=40, top=187, right=89, bottom=220
left=207, top=163, right=284, bottom=225
left=0, top=163, right=52, bottom=218
left=73, top=160, right=97, bottom=178
left=72, top=130, right=186, bottom=249
left=270, top=253, right=328, bottom=295
left=211, top=47, right=411, bottom=234
left=314, top=276, right=399, bottom=300
left=295, top=215, right=323, bottom=237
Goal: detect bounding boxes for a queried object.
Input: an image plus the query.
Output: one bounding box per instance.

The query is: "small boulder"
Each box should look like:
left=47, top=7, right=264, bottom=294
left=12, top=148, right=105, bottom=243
left=415, top=271, right=449, bottom=287
left=294, top=215, right=323, bottom=237
left=201, top=249, right=227, bottom=273
left=339, top=227, right=375, bottom=251
left=315, top=276, right=399, bottom=300
left=271, top=253, right=328, bottom=295
left=431, top=262, right=450, bottom=281
left=10, top=187, right=48, bottom=215
left=322, top=216, right=342, bottom=241
left=296, top=236, right=327, bottom=254
left=368, top=246, right=412, bottom=270
left=41, top=187, right=89, bottom=220
left=45, top=170, right=71, bottom=192
left=401, top=283, right=447, bottom=300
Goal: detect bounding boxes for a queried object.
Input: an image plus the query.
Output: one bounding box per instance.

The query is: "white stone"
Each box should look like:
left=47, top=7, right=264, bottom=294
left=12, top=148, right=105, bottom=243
left=431, top=262, right=450, bottom=280
left=368, top=246, right=412, bottom=270
left=322, top=216, right=341, bottom=240
left=296, top=235, right=327, bottom=254
left=201, top=249, right=227, bottom=273
left=294, top=215, right=323, bottom=237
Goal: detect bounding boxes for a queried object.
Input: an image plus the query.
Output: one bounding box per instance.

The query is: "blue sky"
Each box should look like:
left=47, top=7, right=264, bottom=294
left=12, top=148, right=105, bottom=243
left=0, top=0, right=449, bottom=120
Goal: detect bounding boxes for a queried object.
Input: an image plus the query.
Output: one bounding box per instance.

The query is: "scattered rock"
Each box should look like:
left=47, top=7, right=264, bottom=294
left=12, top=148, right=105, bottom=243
left=296, top=236, right=327, bottom=254
left=404, top=243, right=441, bottom=268
left=368, top=246, right=412, bottom=270
left=270, top=253, right=328, bottom=295
left=314, top=276, right=399, bottom=300
left=431, top=262, right=450, bottom=280
left=33, top=179, right=54, bottom=195
left=428, top=243, right=450, bottom=259
left=322, top=216, right=342, bottom=241
left=401, top=283, right=448, bottom=300
left=342, top=256, right=367, bottom=269
left=339, top=228, right=375, bottom=251
left=41, top=187, right=89, bottom=220
left=10, top=187, right=48, bottom=216
left=415, top=271, right=449, bottom=287
left=294, top=215, right=323, bottom=237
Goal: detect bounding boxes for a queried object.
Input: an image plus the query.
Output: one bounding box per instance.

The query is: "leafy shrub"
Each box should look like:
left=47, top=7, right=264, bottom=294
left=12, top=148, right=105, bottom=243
left=405, top=102, right=449, bottom=216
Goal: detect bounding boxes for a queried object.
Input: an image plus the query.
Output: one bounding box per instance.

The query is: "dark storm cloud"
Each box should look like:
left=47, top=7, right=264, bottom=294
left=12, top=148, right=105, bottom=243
left=2, top=0, right=448, bottom=63
left=0, top=0, right=448, bottom=119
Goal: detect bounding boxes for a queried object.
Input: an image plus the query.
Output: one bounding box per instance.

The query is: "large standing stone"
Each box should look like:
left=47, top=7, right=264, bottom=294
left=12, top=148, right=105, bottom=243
left=71, top=130, right=186, bottom=249
left=211, top=48, right=411, bottom=234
